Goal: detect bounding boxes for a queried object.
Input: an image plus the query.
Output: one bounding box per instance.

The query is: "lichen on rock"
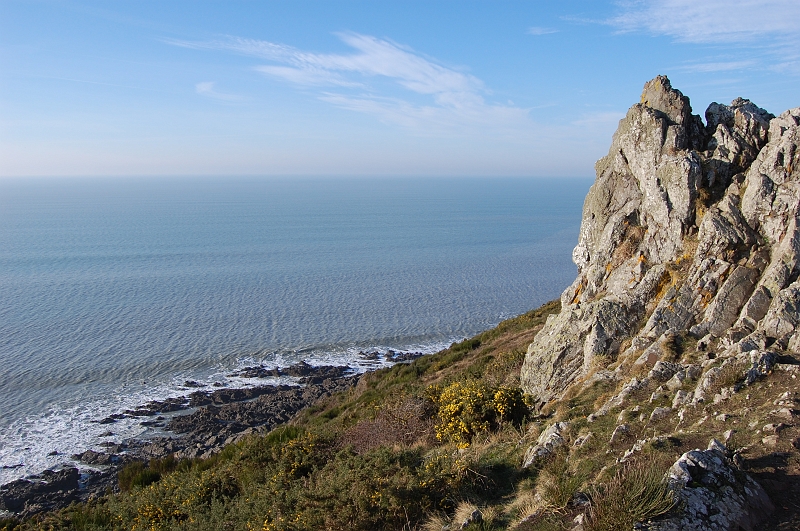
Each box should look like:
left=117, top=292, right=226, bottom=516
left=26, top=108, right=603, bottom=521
left=521, top=76, right=800, bottom=415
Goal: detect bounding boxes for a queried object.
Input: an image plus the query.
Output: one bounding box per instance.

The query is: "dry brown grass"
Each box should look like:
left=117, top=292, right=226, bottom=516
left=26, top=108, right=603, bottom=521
left=338, top=396, right=435, bottom=453
left=587, top=458, right=676, bottom=531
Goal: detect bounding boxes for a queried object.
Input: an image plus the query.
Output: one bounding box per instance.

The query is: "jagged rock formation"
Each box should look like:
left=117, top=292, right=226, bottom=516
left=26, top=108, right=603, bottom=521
left=520, top=75, right=799, bottom=406
left=640, top=440, right=774, bottom=531
left=520, top=75, right=799, bottom=531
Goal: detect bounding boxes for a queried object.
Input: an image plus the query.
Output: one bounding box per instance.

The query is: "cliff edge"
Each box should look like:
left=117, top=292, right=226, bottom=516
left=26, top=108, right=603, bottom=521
left=521, top=75, right=798, bottom=407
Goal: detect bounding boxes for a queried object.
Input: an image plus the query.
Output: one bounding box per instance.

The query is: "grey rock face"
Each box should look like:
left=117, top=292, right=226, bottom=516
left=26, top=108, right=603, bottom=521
left=521, top=76, right=800, bottom=414
left=704, top=98, right=774, bottom=186
left=638, top=441, right=773, bottom=531
left=522, top=421, right=569, bottom=468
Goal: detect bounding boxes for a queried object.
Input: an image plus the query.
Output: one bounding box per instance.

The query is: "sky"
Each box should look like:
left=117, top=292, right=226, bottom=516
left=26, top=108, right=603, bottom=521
left=1, top=0, right=799, bottom=178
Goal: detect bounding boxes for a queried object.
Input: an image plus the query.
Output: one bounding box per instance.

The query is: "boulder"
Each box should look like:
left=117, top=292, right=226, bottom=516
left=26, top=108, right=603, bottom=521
left=638, top=440, right=773, bottom=531
left=522, top=422, right=569, bottom=468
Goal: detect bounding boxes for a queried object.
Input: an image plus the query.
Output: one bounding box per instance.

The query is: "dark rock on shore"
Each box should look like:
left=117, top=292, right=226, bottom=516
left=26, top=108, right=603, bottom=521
left=385, top=350, right=425, bottom=363
left=1, top=362, right=362, bottom=518
left=0, top=468, right=79, bottom=518
left=71, top=450, right=114, bottom=466
left=169, top=376, right=359, bottom=459
left=357, top=350, right=425, bottom=363
left=229, top=360, right=353, bottom=381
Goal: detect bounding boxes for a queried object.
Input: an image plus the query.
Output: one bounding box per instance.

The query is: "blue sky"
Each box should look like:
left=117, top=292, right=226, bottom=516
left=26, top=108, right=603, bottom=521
left=1, top=0, right=799, bottom=177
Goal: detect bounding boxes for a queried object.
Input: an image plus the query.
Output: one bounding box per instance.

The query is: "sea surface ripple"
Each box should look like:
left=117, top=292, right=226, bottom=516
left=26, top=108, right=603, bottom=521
left=0, top=176, right=590, bottom=482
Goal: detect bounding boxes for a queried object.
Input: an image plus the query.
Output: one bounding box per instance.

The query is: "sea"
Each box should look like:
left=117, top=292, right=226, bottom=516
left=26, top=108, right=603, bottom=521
left=0, top=176, right=591, bottom=483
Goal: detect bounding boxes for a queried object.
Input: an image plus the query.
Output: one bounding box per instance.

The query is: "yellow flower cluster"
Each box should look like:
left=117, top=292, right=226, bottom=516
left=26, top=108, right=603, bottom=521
left=493, top=386, right=524, bottom=420
left=126, top=465, right=240, bottom=531
left=429, top=380, right=528, bottom=447
left=430, top=380, right=492, bottom=447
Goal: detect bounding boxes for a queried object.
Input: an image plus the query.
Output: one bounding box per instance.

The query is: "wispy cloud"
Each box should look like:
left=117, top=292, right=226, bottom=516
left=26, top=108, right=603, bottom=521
left=607, top=0, right=800, bottom=44
left=606, top=0, right=800, bottom=73
left=527, top=26, right=558, bottom=36
left=676, top=60, right=757, bottom=73
left=168, top=33, right=531, bottom=133
left=195, top=81, right=242, bottom=102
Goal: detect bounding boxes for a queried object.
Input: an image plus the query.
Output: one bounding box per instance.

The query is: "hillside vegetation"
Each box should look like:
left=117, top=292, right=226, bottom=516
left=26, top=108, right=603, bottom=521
left=3, top=295, right=798, bottom=530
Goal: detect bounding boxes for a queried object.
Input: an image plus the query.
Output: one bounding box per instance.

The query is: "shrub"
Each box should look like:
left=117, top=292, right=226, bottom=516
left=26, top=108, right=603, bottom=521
left=340, top=396, right=436, bottom=453
left=118, top=461, right=161, bottom=492
left=429, top=381, right=530, bottom=447
left=587, top=459, right=676, bottom=531
left=493, top=386, right=528, bottom=425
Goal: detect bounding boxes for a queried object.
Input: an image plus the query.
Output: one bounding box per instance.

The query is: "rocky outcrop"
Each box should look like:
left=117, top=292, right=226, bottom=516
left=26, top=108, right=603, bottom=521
left=0, top=468, right=80, bottom=518
left=520, top=76, right=799, bottom=407
left=522, top=421, right=569, bottom=468
left=0, top=363, right=360, bottom=517
left=639, top=440, right=774, bottom=531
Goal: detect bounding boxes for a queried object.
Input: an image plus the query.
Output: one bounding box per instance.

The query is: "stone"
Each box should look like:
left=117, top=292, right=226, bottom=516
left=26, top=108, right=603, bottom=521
left=521, top=299, right=634, bottom=407
left=460, top=509, right=482, bottom=530
left=638, top=441, right=774, bottom=530
left=598, top=376, right=650, bottom=415
left=723, top=430, right=734, bottom=443
left=695, top=265, right=759, bottom=336
left=744, top=351, right=778, bottom=385
left=573, top=433, right=593, bottom=448
left=0, top=468, right=80, bottom=518
left=571, top=513, right=586, bottom=531
left=759, top=281, right=800, bottom=340
left=70, top=450, right=113, bottom=466
left=774, top=407, right=798, bottom=420
left=649, top=361, right=682, bottom=381
left=521, top=76, right=800, bottom=416
left=522, top=422, right=569, bottom=468
left=703, top=98, right=773, bottom=186
left=609, top=424, right=630, bottom=445
left=672, top=390, right=691, bottom=408
left=650, top=386, right=670, bottom=403
left=762, top=435, right=779, bottom=447
left=651, top=407, right=672, bottom=421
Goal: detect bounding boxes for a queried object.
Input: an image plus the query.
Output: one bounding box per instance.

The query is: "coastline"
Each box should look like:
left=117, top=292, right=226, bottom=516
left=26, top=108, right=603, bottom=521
left=0, top=354, right=422, bottom=518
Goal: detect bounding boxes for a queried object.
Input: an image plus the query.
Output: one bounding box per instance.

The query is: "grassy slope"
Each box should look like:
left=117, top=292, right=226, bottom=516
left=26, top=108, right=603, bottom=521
left=4, top=298, right=799, bottom=531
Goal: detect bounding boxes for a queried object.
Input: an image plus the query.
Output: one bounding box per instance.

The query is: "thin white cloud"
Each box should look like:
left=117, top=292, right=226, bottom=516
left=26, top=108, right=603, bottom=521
left=253, top=65, right=359, bottom=87
left=527, top=26, right=558, bottom=35
left=677, top=60, right=757, bottom=73
left=570, top=111, right=626, bottom=128
left=169, top=33, right=531, bottom=133
left=319, top=93, right=530, bottom=134
left=608, top=0, right=799, bottom=43
left=195, top=81, right=242, bottom=101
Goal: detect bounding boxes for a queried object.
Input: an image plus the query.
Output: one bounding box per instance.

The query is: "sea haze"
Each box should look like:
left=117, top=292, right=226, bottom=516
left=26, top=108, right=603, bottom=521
left=0, top=176, right=590, bottom=481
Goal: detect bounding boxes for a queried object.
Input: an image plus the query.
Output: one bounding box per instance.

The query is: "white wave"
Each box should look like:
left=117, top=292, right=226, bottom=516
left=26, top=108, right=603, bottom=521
left=0, top=338, right=457, bottom=485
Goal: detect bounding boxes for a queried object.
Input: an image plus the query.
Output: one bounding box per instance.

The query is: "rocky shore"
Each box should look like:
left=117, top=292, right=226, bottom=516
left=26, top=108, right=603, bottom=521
left=0, top=353, right=422, bottom=519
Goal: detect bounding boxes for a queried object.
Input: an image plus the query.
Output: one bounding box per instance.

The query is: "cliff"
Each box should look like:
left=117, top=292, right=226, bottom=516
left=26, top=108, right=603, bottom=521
left=521, top=75, right=798, bottom=407
left=517, top=76, right=800, bottom=530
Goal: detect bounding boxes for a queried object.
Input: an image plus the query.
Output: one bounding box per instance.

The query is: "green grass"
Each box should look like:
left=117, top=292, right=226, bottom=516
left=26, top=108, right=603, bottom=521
left=587, top=458, right=677, bottom=531
left=13, top=295, right=783, bottom=531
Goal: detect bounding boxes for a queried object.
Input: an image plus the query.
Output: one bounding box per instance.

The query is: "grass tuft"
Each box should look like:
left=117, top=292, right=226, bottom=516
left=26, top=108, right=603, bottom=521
left=587, top=458, right=676, bottom=531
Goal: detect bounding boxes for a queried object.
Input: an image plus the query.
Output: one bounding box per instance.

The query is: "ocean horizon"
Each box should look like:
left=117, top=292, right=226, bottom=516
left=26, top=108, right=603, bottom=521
left=0, top=175, right=590, bottom=483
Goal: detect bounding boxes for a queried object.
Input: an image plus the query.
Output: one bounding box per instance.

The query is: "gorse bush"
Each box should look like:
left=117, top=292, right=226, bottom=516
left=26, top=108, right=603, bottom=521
left=493, top=386, right=529, bottom=425
left=430, top=380, right=494, bottom=447
left=118, top=462, right=161, bottom=492
left=428, top=380, right=530, bottom=447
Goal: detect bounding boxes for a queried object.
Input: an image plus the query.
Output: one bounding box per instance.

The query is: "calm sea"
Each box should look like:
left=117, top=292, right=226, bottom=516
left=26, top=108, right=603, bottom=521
left=0, top=176, right=590, bottom=482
